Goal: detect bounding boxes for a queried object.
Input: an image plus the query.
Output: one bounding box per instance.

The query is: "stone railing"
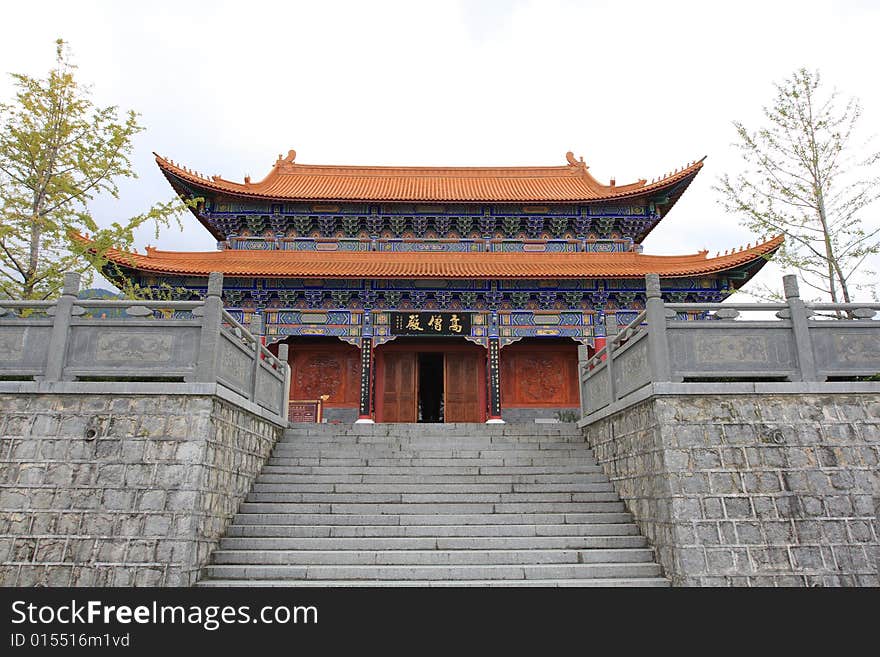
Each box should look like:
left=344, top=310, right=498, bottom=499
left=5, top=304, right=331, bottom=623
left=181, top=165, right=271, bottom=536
left=0, top=271, right=290, bottom=419
left=580, top=273, right=880, bottom=416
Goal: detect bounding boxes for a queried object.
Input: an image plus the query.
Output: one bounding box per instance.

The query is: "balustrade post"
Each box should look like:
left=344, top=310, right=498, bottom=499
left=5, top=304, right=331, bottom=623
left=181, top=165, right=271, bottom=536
left=577, top=342, right=589, bottom=417
left=44, top=272, right=81, bottom=382
left=605, top=315, right=618, bottom=405
left=195, top=272, right=223, bottom=383
left=277, top=342, right=291, bottom=421
left=249, top=312, right=263, bottom=403
left=645, top=273, right=671, bottom=382
left=783, top=274, right=819, bottom=381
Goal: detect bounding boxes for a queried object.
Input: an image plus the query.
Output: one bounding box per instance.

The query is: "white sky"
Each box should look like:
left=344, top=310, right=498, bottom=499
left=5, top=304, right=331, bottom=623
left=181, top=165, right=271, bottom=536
left=2, top=0, right=879, bottom=299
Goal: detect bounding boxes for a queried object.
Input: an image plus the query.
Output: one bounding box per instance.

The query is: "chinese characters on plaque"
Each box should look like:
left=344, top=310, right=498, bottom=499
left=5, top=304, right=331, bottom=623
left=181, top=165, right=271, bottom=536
left=390, top=312, right=472, bottom=336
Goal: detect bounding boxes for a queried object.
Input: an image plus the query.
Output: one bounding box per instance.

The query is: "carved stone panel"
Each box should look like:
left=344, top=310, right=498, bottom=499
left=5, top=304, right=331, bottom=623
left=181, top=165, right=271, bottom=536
left=217, top=336, right=253, bottom=395
left=613, top=337, right=650, bottom=398
left=811, top=326, right=880, bottom=373
left=95, top=333, right=173, bottom=362
left=668, top=328, right=796, bottom=374
left=0, top=329, right=24, bottom=361
left=255, top=364, right=283, bottom=413
left=0, top=325, right=51, bottom=373
left=66, top=325, right=200, bottom=374
left=585, top=366, right=610, bottom=414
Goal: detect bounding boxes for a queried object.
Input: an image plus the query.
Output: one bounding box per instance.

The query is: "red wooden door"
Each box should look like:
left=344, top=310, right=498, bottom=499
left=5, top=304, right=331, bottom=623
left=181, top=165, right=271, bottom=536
left=379, top=351, right=417, bottom=422
left=444, top=351, right=484, bottom=423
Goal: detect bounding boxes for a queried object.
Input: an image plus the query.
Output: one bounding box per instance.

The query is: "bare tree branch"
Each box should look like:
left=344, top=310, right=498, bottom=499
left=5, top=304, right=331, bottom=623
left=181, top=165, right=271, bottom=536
left=716, top=68, right=880, bottom=302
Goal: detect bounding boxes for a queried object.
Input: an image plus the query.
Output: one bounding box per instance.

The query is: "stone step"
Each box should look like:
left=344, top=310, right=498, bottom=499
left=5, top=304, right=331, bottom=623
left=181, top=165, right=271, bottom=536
left=249, top=482, right=618, bottom=494
left=277, top=437, right=587, bottom=446
left=244, top=492, right=621, bottom=504
left=254, top=473, right=612, bottom=484
left=230, top=512, right=634, bottom=525
left=224, top=523, right=643, bottom=538
left=264, top=457, right=600, bottom=467
left=217, top=535, right=649, bottom=550
left=284, top=423, right=580, bottom=435
left=210, top=548, right=656, bottom=566
left=277, top=443, right=591, bottom=453
left=258, top=465, right=605, bottom=475
left=279, top=436, right=587, bottom=447
left=197, top=577, right=670, bottom=588
left=236, top=502, right=627, bottom=515
left=198, top=420, right=664, bottom=587
left=201, top=562, right=663, bottom=581
left=272, top=445, right=592, bottom=456
left=279, top=433, right=584, bottom=442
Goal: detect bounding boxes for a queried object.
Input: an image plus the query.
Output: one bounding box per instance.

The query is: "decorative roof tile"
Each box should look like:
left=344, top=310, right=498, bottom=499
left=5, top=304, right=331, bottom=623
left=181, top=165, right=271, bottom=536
left=85, top=235, right=783, bottom=280
left=155, top=150, right=705, bottom=204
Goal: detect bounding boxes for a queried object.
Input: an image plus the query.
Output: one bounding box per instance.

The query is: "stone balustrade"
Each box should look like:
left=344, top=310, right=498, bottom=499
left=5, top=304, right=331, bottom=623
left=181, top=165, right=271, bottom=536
left=580, top=274, right=880, bottom=417
left=0, top=272, right=290, bottom=420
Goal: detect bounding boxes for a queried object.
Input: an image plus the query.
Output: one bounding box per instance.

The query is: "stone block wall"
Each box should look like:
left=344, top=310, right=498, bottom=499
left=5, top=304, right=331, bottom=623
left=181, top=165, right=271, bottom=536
left=322, top=407, right=359, bottom=424
left=501, top=407, right=581, bottom=423
left=582, top=388, right=880, bottom=586
left=0, top=389, right=282, bottom=586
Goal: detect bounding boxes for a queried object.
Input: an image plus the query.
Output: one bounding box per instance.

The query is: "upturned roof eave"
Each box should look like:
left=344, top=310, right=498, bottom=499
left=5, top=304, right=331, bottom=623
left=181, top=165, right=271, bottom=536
left=81, top=234, right=783, bottom=284
left=154, top=152, right=705, bottom=206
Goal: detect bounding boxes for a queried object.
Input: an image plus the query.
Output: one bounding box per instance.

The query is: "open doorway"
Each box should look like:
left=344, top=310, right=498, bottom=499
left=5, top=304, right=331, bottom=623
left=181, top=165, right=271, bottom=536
left=374, top=339, right=486, bottom=423
left=418, top=353, right=444, bottom=422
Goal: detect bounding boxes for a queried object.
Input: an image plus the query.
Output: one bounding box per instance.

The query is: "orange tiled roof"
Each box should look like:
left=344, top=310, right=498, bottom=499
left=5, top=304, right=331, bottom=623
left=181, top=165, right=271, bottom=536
left=155, top=150, right=705, bottom=203
left=88, top=235, right=783, bottom=279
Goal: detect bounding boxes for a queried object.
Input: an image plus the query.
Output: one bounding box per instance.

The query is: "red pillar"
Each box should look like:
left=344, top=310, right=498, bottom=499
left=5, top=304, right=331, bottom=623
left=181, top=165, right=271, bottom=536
left=594, top=336, right=607, bottom=362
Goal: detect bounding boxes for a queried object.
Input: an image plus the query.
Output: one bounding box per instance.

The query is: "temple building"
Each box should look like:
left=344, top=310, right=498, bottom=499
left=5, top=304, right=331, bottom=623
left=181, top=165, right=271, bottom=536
left=89, top=149, right=781, bottom=424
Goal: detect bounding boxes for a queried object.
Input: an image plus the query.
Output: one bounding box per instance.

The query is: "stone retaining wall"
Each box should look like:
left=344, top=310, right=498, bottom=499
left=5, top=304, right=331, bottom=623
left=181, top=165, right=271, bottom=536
left=0, top=385, right=283, bottom=586
left=581, top=384, right=880, bottom=586
left=501, top=407, right=580, bottom=423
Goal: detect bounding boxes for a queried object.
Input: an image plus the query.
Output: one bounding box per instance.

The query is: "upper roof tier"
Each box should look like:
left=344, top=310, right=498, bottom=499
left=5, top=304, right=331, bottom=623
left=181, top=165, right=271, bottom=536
left=155, top=150, right=704, bottom=205
left=83, top=234, right=782, bottom=283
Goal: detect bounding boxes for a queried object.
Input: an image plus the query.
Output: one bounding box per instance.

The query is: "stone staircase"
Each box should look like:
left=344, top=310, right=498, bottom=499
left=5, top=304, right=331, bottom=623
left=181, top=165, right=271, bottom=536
left=196, top=423, right=668, bottom=586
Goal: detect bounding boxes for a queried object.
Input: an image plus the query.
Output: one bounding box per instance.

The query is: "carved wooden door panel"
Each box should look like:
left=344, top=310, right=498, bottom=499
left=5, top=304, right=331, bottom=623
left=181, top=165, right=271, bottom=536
left=380, top=351, right=417, bottom=422
left=444, top=351, right=484, bottom=423
left=290, top=344, right=360, bottom=407
left=500, top=343, right=579, bottom=407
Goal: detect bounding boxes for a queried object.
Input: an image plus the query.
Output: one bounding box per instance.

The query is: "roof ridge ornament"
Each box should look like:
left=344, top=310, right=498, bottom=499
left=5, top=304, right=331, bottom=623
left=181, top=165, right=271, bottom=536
left=565, top=151, right=587, bottom=170
left=277, top=149, right=296, bottom=165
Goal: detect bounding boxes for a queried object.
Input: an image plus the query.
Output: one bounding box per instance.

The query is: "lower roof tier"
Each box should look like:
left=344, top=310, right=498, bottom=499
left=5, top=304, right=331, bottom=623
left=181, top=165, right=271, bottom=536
left=87, top=235, right=782, bottom=282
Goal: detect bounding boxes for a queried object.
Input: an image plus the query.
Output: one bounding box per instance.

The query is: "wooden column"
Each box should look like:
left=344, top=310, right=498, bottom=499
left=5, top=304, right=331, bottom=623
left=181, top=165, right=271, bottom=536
left=486, top=331, right=503, bottom=423
left=356, top=337, right=375, bottom=423
left=485, top=309, right=503, bottom=423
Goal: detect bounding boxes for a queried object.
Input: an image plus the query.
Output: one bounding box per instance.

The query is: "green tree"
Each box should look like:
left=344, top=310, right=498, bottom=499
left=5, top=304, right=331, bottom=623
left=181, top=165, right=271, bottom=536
left=716, top=68, right=880, bottom=302
left=0, top=39, right=183, bottom=300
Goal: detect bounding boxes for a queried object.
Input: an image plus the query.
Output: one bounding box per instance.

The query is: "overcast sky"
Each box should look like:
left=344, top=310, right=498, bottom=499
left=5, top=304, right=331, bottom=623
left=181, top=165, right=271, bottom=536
left=2, top=0, right=878, bottom=298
